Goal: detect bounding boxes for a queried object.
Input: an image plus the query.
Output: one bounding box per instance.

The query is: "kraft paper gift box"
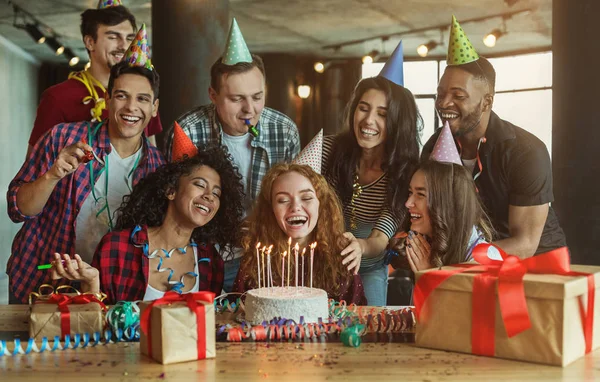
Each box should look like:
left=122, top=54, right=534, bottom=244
left=140, top=291, right=216, bottom=365
left=414, top=261, right=600, bottom=367
left=29, top=294, right=106, bottom=340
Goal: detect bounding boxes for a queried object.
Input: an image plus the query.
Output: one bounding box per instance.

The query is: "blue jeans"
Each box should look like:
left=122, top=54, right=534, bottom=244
left=358, top=258, right=388, bottom=306
left=222, top=257, right=242, bottom=293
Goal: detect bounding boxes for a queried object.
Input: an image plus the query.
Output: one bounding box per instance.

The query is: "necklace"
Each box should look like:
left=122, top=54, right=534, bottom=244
left=130, top=225, right=210, bottom=293
left=349, top=171, right=363, bottom=231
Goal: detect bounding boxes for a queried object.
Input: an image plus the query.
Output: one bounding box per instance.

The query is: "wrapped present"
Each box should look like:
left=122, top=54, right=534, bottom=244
left=140, top=291, right=216, bottom=365
left=414, top=244, right=599, bottom=366
left=29, top=287, right=107, bottom=340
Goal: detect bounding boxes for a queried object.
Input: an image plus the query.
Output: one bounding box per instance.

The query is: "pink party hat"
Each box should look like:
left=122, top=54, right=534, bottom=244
left=293, top=129, right=323, bottom=174
left=430, top=121, right=461, bottom=165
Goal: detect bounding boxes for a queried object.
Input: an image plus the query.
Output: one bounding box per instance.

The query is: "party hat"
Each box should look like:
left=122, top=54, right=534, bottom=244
left=430, top=121, right=461, bottom=165
left=172, top=122, right=198, bottom=162
left=97, top=0, right=122, bottom=8
left=447, top=15, right=479, bottom=66
left=293, top=129, right=323, bottom=174
left=122, top=24, right=153, bottom=70
left=222, top=18, right=252, bottom=65
left=379, top=41, right=404, bottom=86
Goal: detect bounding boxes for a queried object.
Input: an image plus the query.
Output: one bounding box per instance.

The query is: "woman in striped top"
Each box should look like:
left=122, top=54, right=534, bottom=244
left=323, top=76, right=422, bottom=306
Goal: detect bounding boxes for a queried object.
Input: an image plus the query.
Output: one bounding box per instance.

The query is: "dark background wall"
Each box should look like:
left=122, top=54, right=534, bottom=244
left=552, top=0, right=600, bottom=265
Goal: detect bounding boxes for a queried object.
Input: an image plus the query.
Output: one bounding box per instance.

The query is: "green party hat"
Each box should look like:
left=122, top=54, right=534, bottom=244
left=222, top=18, right=252, bottom=65
left=123, top=24, right=153, bottom=70
left=97, top=0, right=122, bottom=9
left=447, top=15, right=479, bottom=66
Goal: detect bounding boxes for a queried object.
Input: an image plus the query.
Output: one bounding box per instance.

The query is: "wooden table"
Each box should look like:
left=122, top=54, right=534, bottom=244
left=1, top=305, right=599, bottom=381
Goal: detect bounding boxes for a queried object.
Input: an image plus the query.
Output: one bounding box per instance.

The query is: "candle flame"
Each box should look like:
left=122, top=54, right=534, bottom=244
left=282, top=251, right=287, bottom=257
left=267, top=244, right=273, bottom=254
left=256, top=242, right=261, bottom=249
left=301, top=248, right=306, bottom=255
left=310, top=242, right=317, bottom=249
left=288, top=237, right=292, bottom=245
left=294, top=242, right=299, bottom=250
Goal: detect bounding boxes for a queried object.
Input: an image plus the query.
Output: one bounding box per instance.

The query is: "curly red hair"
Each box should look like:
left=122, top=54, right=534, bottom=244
left=241, top=163, right=351, bottom=293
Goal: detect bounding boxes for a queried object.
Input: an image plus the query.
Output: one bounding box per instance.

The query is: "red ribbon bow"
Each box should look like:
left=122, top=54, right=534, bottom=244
left=414, top=244, right=595, bottom=356
left=43, top=293, right=107, bottom=339
left=140, top=291, right=215, bottom=360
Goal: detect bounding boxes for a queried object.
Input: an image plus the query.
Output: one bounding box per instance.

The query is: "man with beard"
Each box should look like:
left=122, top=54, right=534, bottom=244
left=7, top=25, right=164, bottom=303
left=421, top=16, right=566, bottom=258
left=26, top=0, right=162, bottom=156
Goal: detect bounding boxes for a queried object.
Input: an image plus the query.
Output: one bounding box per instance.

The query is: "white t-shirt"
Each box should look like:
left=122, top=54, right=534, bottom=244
left=74, top=145, right=141, bottom=263
left=462, top=157, right=477, bottom=175
left=143, top=246, right=200, bottom=301
left=221, top=131, right=252, bottom=216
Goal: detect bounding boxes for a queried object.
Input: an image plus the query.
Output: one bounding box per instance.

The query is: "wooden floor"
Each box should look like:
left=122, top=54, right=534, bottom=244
left=1, top=305, right=599, bottom=381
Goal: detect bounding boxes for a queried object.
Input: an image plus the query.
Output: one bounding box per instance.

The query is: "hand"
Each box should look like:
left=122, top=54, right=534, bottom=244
left=340, top=232, right=363, bottom=274
left=47, top=141, right=94, bottom=180
left=50, top=253, right=100, bottom=293
left=389, top=231, right=409, bottom=253
left=405, top=231, right=433, bottom=273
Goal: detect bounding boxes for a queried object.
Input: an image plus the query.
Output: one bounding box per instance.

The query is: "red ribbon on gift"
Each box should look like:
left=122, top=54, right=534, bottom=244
left=140, top=291, right=215, bottom=360
left=43, top=294, right=107, bottom=339
left=414, top=244, right=595, bottom=356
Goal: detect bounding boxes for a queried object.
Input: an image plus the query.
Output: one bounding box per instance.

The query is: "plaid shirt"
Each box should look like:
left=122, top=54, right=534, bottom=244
left=7, top=121, right=165, bottom=303
left=164, top=104, right=300, bottom=201
left=91, top=225, right=224, bottom=304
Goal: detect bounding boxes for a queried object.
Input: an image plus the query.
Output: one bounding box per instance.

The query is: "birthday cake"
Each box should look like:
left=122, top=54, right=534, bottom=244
left=245, top=287, right=329, bottom=324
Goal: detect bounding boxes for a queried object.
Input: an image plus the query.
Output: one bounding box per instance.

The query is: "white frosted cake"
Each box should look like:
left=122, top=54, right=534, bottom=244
left=245, top=287, right=329, bottom=324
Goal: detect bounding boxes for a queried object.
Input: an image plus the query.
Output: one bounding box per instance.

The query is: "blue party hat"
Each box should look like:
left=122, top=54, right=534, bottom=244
left=379, top=41, right=404, bottom=86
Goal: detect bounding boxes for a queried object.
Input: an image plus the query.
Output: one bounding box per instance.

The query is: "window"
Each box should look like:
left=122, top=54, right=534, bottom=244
left=362, top=51, right=553, bottom=153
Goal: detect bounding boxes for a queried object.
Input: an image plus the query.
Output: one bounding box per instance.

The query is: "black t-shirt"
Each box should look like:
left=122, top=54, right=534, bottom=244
left=421, top=112, right=566, bottom=254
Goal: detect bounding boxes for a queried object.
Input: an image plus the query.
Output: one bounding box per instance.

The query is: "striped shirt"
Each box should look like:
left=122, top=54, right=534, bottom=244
left=322, top=136, right=400, bottom=265
left=164, top=104, right=300, bottom=201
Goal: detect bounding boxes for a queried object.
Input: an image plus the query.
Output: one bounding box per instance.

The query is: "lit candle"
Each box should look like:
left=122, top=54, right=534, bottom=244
left=261, top=246, right=266, bottom=289
left=310, top=242, right=317, bottom=288
left=256, top=242, right=261, bottom=288
left=301, top=247, right=306, bottom=287
left=281, top=251, right=287, bottom=288
left=267, top=245, right=273, bottom=289
left=287, top=237, right=292, bottom=288
left=294, top=243, right=299, bottom=288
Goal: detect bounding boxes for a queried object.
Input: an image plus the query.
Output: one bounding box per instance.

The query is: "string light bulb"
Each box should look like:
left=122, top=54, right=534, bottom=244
left=483, top=29, right=505, bottom=48
left=297, top=85, right=311, bottom=99
left=314, top=62, right=325, bottom=73
left=417, top=41, right=438, bottom=58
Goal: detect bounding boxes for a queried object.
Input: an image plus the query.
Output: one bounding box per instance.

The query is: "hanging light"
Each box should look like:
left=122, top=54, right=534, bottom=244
left=362, top=50, right=380, bottom=64
left=483, top=29, right=505, bottom=48
left=24, top=23, right=46, bottom=44
left=297, top=85, right=311, bottom=99
left=46, top=37, right=64, bottom=55
left=64, top=48, right=80, bottom=66
left=314, top=62, right=325, bottom=73
left=417, top=41, right=438, bottom=58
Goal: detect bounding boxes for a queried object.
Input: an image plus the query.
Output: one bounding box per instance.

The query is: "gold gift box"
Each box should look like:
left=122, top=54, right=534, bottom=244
left=140, top=300, right=216, bottom=365
left=415, top=264, right=600, bottom=366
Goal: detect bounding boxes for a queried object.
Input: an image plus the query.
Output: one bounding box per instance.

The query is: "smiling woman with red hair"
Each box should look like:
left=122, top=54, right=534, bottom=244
left=233, top=163, right=366, bottom=304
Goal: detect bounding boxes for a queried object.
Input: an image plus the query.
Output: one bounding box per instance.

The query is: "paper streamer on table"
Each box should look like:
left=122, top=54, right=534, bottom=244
left=106, top=301, right=141, bottom=341
left=0, top=330, right=136, bottom=357
left=217, top=298, right=415, bottom=343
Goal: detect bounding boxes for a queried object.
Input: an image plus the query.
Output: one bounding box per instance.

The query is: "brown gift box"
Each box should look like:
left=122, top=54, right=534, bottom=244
left=29, top=294, right=105, bottom=340
left=140, top=300, right=216, bottom=365
left=415, top=264, right=600, bottom=366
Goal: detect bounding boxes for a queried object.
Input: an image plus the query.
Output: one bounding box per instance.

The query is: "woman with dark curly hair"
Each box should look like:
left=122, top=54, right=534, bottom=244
left=389, top=160, right=497, bottom=273
left=233, top=163, right=366, bottom=304
left=50, top=143, right=245, bottom=304
left=323, top=75, right=422, bottom=306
